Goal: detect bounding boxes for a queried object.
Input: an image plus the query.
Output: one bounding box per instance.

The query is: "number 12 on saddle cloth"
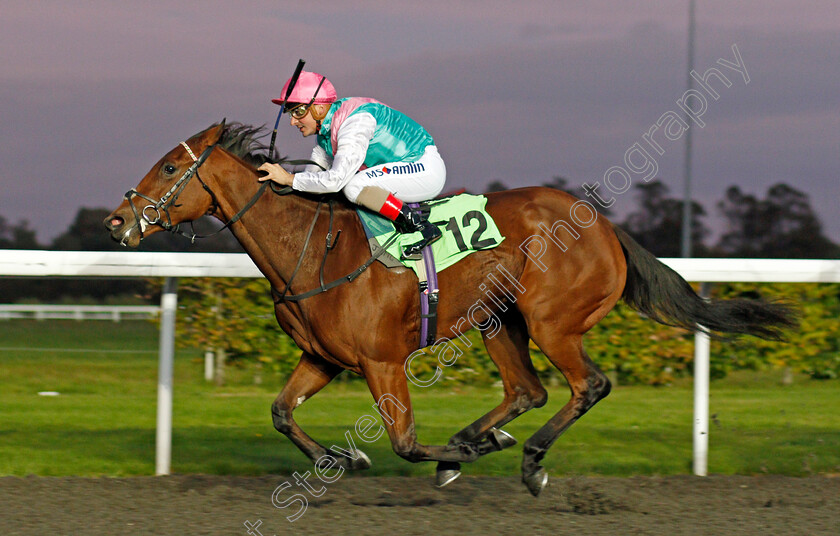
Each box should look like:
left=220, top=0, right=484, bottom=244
left=357, top=193, right=505, bottom=276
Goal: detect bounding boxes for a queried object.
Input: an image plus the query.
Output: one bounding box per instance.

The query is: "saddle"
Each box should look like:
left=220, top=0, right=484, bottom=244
left=357, top=193, right=504, bottom=348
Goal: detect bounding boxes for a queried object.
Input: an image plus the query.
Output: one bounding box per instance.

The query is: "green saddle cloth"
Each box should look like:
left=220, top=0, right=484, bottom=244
left=357, top=193, right=504, bottom=275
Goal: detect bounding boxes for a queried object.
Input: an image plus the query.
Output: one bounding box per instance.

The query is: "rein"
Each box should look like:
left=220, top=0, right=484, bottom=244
left=123, top=141, right=307, bottom=244
left=126, top=139, right=398, bottom=302
left=273, top=208, right=401, bottom=303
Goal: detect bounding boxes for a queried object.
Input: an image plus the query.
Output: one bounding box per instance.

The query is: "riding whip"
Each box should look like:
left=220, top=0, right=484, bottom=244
left=268, top=58, right=305, bottom=158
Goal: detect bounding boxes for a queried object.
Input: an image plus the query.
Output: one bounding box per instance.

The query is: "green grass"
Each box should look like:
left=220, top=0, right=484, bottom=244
left=1, top=319, right=839, bottom=477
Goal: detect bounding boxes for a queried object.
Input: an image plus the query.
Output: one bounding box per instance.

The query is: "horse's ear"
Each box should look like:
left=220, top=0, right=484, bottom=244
left=210, top=118, right=226, bottom=144
left=194, top=119, right=226, bottom=146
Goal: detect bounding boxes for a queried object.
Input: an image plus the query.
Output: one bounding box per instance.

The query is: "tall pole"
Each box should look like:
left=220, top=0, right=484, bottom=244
left=682, top=0, right=710, bottom=478
left=681, top=0, right=696, bottom=258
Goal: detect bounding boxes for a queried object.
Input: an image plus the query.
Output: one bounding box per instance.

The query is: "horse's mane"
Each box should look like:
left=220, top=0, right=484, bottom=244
left=211, top=122, right=285, bottom=168
left=202, top=121, right=357, bottom=211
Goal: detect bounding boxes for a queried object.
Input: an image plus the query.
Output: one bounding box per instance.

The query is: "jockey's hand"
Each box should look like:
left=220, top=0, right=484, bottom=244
left=257, top=163, right=294, bottom=186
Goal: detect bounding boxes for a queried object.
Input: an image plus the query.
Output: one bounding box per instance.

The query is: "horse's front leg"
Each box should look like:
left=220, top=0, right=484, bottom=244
left=361, top=359, right=482, bottom=465
left=272, top=352, right=371, bottom=471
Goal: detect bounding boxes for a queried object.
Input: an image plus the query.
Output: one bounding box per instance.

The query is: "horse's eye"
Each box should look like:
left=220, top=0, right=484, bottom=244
left=163, top=164, right=176, bottom=175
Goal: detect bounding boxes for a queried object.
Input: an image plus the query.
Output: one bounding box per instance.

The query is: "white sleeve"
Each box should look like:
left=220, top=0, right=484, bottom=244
left=292, top=112, right=376, bottom=194
left=304, top=146, right=332, bottom=172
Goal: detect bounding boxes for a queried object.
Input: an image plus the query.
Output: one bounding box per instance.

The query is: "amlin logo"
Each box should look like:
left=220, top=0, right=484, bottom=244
left=365, top=162, right=425, bottom=178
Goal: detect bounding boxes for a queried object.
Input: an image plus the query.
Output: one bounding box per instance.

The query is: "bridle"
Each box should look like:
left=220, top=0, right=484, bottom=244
left=121, top=141, right=219, bottom=245
left=122, top=137, right=295, bottom=246
left=121, top=136, right=397, bottom=302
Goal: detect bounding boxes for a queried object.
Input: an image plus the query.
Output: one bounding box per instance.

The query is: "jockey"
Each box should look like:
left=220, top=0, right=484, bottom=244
left=258, top=70, right=445, bottom=258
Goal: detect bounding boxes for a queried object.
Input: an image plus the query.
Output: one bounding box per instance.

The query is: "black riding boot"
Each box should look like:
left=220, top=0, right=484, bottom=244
left=394, top=205, right=442, bottom=258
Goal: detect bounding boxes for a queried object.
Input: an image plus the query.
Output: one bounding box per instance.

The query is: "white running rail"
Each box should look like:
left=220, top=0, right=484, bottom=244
left=2, top=250, right=839, bottom=476
left=0, top=304, right=159, bottom=321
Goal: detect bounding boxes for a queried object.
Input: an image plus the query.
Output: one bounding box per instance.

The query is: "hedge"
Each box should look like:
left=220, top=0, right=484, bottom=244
left=162, top=279, right=839, bottom=385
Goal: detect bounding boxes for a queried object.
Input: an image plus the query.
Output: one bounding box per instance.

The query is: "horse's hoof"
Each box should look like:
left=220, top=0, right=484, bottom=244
left=349, top=449, right=372, bottom=470
left=489, top=428, right=517, bottom=451
left=436, top=461, right=461, bottom=487
left=522, top=467, right=548, bottom=497
left=331, top=449, right=371, bottom=470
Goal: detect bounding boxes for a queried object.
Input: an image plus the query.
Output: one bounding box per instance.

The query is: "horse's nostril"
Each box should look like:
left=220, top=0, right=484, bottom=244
left=106, top=216, right=124, bottom=230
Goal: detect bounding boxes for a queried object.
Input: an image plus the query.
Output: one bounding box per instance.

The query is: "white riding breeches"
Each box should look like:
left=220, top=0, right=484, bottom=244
left=342, top=146, right=446, bottom=204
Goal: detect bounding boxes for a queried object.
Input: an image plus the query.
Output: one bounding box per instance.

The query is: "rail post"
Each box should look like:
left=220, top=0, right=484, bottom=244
left=693, top=282, right=711, bottom=476
left=156, top=277, right=178, bottom=475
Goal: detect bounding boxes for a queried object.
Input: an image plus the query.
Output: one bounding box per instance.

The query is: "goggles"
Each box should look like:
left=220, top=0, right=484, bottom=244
left=286, top=103, right=311, bottom=120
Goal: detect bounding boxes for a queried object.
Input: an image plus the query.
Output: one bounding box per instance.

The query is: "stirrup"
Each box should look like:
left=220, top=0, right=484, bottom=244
left=401, top=225, right=441, bottom=259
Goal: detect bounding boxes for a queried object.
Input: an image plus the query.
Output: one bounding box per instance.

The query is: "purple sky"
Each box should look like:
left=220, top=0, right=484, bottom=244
left=2, top=0, right=838, bottom=245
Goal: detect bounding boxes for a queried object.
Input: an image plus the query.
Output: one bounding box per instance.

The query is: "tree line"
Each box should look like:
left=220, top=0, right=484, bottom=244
left=3, top=179, right=838, bottom=308
left=3, top=179, right=836, bottom=260
left=488, top=177, right=840, bottom=259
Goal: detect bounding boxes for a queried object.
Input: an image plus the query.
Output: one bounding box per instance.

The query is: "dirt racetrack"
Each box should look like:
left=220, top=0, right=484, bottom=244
left=1, top=474, right=837, bottom=535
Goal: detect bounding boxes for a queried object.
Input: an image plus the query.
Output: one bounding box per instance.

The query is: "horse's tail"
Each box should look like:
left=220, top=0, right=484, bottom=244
left=612, top=224, right=797, bottom=340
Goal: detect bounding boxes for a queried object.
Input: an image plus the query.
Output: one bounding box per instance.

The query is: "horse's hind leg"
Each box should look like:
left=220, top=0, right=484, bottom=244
left=520, top=332, right=611, bottom=496
left=450, top=310, right=548, bottom=444
left=272, top=352, right=371, bottom=470
left=436, top=310, right=548, bottom=485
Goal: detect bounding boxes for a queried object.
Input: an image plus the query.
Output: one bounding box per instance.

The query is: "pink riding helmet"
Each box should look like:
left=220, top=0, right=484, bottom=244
left=271, top=71, right=337, bottom=106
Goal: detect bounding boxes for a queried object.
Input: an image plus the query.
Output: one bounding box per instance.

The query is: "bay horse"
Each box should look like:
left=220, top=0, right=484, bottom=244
left=104, top=121, right=795, bottom=496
